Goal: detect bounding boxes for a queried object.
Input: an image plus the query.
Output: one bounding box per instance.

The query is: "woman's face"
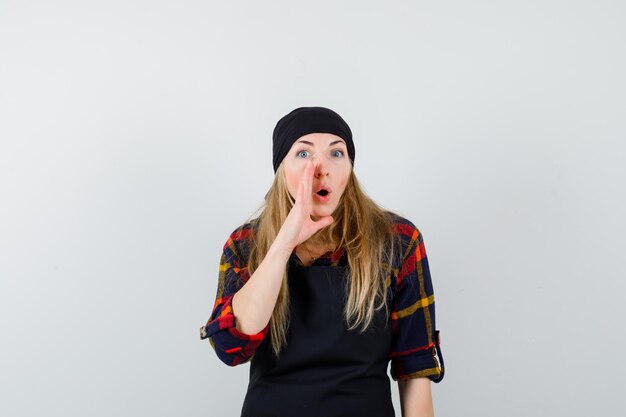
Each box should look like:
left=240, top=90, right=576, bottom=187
left=282, top=132, right=352, bottom=218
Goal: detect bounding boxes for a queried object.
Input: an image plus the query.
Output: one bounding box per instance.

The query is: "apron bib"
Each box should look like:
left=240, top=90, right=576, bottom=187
left=240, top=264, right=395, bottom=417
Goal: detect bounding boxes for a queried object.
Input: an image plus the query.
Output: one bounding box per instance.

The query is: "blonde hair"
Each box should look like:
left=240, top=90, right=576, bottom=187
left=242, top=162, right=402, bottom=359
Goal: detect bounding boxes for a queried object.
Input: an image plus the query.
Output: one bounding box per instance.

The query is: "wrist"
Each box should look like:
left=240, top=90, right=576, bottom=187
left=269, top=239, right=295, bottom=258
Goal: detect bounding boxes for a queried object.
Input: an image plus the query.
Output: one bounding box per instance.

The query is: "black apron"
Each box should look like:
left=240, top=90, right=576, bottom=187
left=240, top=262, right=396, bottom=417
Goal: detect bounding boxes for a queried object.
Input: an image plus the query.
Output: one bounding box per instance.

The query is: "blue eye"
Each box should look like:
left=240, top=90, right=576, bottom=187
left=295, top=149, right=344, bottom=159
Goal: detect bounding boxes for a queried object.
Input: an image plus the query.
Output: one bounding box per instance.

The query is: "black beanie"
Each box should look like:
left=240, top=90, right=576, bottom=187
left=272, top=106, right=355, bottom=173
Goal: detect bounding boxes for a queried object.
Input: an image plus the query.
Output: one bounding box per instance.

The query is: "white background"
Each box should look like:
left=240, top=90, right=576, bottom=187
left=1, top=1, right=624, bottom=416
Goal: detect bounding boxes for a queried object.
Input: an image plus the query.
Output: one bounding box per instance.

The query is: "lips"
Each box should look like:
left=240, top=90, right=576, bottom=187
left=315, top=185, right=332, bottom=196
left=313, top=185, right=332, bottom=203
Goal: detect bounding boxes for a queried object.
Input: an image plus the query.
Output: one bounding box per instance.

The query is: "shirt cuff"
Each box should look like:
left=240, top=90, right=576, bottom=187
left=390, top=330, right=445, bottom=382
left=200, top=294, right=269, bottom=341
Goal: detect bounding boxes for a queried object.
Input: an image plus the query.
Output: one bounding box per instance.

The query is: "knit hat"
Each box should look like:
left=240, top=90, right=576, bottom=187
left=272, top=106, right=355, bottom=173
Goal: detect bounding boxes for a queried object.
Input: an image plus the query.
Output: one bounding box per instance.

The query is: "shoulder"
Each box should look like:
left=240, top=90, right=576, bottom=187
left=224, top=219, right=258, bottom=247
left=385, top=211, right=421, bottom=240
left=383, top=211, right=424, bottom=270
left=222, top=218, right=259, bottom=266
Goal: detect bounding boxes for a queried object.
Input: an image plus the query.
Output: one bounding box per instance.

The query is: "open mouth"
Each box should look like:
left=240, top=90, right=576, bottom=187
left=314, top=187, right=331, bottom=202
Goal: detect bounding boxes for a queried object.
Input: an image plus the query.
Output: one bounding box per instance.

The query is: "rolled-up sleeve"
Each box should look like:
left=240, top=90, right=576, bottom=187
left=200, top=228, right=270, bottom=366
left=389, top=224, right=445, bottom=382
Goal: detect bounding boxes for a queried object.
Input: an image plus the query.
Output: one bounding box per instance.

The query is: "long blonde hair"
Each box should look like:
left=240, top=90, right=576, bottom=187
left=242, top=162, right=403, bottom=359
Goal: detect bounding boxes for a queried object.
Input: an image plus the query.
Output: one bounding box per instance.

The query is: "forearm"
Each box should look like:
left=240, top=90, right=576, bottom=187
left=231, top=241, right=292, bottom=334
left=398, top=378, right=434, bottom=417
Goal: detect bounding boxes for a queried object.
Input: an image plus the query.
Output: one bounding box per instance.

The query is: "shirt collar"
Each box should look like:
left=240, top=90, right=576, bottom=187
left=289, top=246, right=347, bottom=267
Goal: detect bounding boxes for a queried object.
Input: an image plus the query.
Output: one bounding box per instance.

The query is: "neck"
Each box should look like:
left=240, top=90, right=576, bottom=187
left=305, top=238, right=336, bottom=253
left=305, top=227, right=337, bottom=251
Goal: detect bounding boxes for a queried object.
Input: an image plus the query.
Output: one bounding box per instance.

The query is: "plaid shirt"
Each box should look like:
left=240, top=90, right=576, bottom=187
left=200, top=213, right=445, bottom=382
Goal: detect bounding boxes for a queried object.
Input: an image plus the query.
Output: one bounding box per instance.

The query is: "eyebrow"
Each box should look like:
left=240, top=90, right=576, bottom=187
left=295, top=139, right=346, bottom=146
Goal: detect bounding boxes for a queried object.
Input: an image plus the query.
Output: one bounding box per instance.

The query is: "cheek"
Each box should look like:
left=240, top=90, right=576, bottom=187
left=285, top=168, right=302, bottom=195
left=338, top=180, right=349, bottom=195
left=289, top=178, right=299, bottom=195
left=339, top=168, right=351, bottom=190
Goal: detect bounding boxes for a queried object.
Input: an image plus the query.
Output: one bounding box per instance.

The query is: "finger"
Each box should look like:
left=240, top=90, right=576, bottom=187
left=296, top=180, right=303, bottom=205
left=309, top=158, right=316, bottom=190
left=320, top=215, right=334, bottom=228
left=296, top=162, right=308, bottom=210
left=309, top=159, right=317, bottom=191
left=303, top=160, right=314, bottom=211
left=312, top=215, right=334, bottom=233
left=305, top=159, right=313, bottom=192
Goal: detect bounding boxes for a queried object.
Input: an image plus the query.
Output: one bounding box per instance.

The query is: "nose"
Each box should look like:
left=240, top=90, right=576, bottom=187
left=313, top=159, right=329, bottom=177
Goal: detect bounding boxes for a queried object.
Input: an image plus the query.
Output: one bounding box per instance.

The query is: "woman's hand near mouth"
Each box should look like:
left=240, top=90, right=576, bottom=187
left=275, top=160, right=334, bottom=252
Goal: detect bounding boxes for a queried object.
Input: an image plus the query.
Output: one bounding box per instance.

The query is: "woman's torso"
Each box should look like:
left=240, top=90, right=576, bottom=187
left=240, top=251, right=396, bottom=417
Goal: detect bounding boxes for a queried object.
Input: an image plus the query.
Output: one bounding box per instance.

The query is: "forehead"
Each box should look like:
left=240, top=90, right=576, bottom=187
left=292, top=132, right=346, bottom=147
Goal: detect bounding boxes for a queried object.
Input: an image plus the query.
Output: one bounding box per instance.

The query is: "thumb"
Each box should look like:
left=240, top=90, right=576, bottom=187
left=315, top=215, right=334, bottom=230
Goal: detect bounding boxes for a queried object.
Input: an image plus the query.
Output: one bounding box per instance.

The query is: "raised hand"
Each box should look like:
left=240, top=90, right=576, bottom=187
left=275, top=160, right=334, bottom=251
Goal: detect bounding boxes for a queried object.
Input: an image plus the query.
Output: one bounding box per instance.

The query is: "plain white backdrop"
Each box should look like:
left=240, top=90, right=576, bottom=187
left=1, top=1, right=624, bottom=416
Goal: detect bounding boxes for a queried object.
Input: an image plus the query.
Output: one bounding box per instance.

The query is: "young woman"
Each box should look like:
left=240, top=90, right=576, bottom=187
left=200, top=106, right=445, bottom=417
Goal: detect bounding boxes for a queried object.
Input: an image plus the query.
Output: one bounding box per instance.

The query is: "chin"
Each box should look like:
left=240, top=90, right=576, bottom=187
left=311, top=206, right=335, bottom=218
